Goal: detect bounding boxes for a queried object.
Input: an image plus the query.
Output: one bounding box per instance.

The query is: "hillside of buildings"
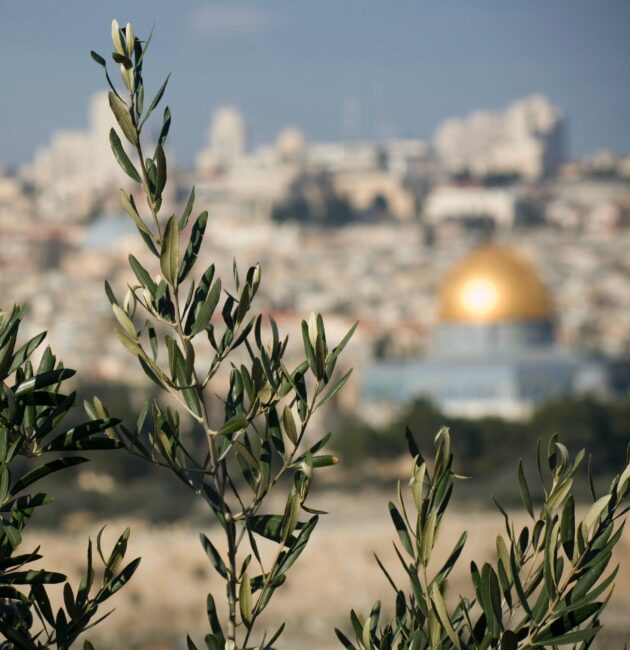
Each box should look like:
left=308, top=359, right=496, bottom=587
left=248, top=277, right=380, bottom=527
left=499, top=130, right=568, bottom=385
left=3, top=80, right=630, bottom=650
left=2, top=93, right=630, bottom=417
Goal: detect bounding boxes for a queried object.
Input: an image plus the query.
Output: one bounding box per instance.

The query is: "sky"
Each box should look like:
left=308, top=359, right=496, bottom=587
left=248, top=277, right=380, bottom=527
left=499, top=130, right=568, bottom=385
left=1, top=1, right=630, bottom=168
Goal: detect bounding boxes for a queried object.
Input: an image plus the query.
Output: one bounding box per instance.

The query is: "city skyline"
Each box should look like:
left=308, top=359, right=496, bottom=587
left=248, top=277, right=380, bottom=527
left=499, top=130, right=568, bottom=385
left=1, top=1, right=630, bottom=167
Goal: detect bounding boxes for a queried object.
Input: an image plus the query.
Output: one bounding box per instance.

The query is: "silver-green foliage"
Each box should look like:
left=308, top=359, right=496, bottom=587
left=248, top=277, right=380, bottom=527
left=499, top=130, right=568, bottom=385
left=91, top=20, right=355, bottom=650
left=0, top=306, right=139, bottom=649
left=337, top=428, right=630, bottom=649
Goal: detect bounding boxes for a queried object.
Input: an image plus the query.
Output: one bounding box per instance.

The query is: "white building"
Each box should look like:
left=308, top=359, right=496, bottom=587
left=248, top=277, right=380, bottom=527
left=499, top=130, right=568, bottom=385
left=334, top=170, right=416, bottom=220
left=196, top=106, right=246, bottom=173
left=424, top=185, right=519, bottom=227
left=27, top=93, right=121, bottom=194
left=21, top=92, right=130, bottom=221
left=306, top=141, right=380, bottom=174
left=434, top=95, right=565, bottom=179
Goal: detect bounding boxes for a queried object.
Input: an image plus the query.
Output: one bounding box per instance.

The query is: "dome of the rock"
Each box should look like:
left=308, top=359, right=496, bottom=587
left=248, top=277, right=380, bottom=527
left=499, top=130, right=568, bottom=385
left=439, top=245, right=552, bottom=324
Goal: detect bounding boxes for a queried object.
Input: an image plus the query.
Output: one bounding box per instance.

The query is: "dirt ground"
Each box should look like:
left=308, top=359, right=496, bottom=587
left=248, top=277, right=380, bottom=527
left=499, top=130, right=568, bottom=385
left=24, top=489, right=630, bottom=649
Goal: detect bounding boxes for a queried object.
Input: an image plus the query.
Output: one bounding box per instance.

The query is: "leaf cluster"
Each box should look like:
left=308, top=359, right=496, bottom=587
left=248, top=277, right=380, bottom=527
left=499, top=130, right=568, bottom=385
left=0, top=307, right=139, bottom=648
left=91, top=20, right=356, bottom=649
left=337, top=429, right=630, bottom=649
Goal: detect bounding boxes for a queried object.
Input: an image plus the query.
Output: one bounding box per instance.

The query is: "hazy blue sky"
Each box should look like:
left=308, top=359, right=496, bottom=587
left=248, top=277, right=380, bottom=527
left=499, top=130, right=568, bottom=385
left=1, top=1, right=629, bottom=167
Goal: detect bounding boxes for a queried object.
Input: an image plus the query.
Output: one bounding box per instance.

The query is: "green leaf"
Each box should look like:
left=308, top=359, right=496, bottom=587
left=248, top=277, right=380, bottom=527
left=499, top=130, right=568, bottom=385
left=314, top=333, right=326, bottom=380
left=0, top=465, right=10, bottom=503
left=90, top=50, right=106, bottom=66
left=112, top=51, right=132, bottom=69
left=282, top=406, right=298, bottom=445
left=265, top=623, right=286, bottom=648
left=547, top=478, right=574, bottom=513
left=479, top=562, right=502, bottom=636
left=301, top=320, right=317, bottom=377
left=543, top=519, right=560, bottom=598
left=76, top=539, right=94, bottom=609
left=200, top=533, right=228, bottom=579
left=239, top=572, right=252, bottom=626
left=138, top=226, right=159, bottom=256
left=120, top=190, right=151, bottom=236
left=326, top=321, right=358, bottom=375
left=160, top=215, right=179, bottom=285
left=10, top=457, right=88, bottom=496
left=2, top=524, right=21, bottom=548
left=154, top=143, right=167, bottom=199
left=129, top=254, right=157, bottom=294
left=582, top=495, right=612, bottom=535
left=518, top=460, right=534, bottom=519
left=0, top=493, right=53, bottom=513
left=617, top=462, right=630, bottom=499
left=109, top=128, right=141, bottom=183
left=420, top=510, right=437, bottom=566
left=97, top=557, right=141, bottom=602
left=334, top=629, right=355, bottom=649
left=275, top=515, right=318, bottom=578
left=487, top=563, right=504, bottom=631
left=572, top=552, right=614, bottom=600
left=190, top=279, right=221, bottom=336
left=510, top=546, right=532, bottom=616
left=13, top=368, right=75, bottom=396
left=0, top=569, right=65, bottom=584
left=388, top=502, right=414, bottom=558
left=217, top=414, right=247, bottom=437
left=179, top=211, right=208, bottom=283
left=139, top=73, right=171, bottom=128
left=434, top=531, right=467, bottom=585
left=104, top=280, right=120, bottom=307
left=103, top=527, right=130, bottom=583
left=108, top=92, right=138, bottom=145
left=531, top=626, right=601, bottom=646
left=159, top=106, right=172, bottom=146
left=179, top=186, right=196, bottom=230
left=430, top=582, right=461, bottom=649
left=560, top=495, right=576, bottom=560
left=8, top=331, right=46, bottom=373
left=185, top=636, right=198, bottom=650
left=112, top=304, right=136, bottom=338
left=501, top=631, right=518, bottom=650
left=247, top=515, right=305, bottom=543
left=44, top=418, right=119, bottom=450
left=318, top=368, right=353, bottom=407
left=281, top=492, right=301, bottom=541
left=115, top=329, right=143, bottom=356
left=206, top=593, right=225, bottom=641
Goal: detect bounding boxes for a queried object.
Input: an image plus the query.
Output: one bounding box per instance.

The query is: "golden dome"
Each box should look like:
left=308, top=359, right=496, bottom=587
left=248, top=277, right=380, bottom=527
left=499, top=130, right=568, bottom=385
left=439, top=245, right=553, bottom=324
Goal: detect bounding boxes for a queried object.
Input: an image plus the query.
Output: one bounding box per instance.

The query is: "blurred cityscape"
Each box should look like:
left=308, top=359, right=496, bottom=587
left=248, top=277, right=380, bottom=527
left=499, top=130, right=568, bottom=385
left=2, top=91, right=630, bottom=423
left=2, top=4, right=630, bottom=647
left=0, top=57, right=630, bottom=650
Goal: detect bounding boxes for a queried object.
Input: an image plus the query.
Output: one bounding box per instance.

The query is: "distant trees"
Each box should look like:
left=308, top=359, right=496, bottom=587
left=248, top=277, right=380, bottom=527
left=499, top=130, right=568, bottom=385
left=334, top=397, right=630, bottom=498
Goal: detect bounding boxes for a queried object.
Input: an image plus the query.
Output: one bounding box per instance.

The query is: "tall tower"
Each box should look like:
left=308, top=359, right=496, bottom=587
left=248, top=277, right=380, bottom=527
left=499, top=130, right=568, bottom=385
left=209, top=106, right=246, bottom=167
left=88, top=91, right=121, bottom=184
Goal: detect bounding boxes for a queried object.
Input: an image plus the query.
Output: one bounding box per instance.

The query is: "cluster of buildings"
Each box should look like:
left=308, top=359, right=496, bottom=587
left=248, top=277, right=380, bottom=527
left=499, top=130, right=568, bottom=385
left=434, top=95, right=565, bottom=180
left=2, top=92, right=630, bottom=421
